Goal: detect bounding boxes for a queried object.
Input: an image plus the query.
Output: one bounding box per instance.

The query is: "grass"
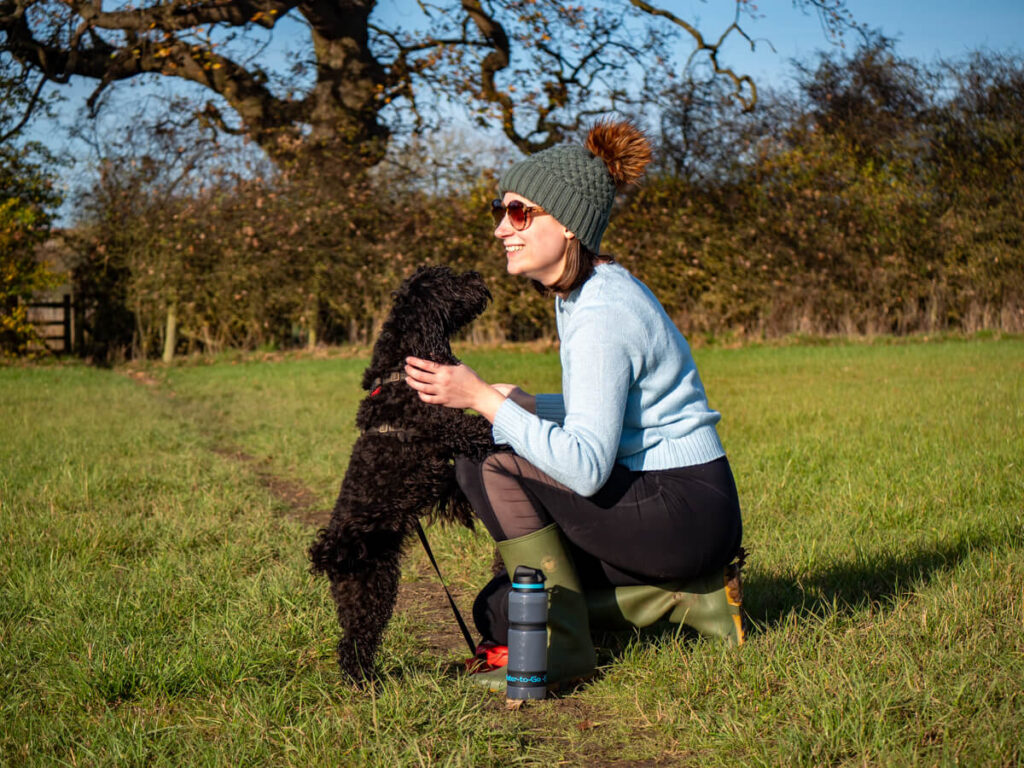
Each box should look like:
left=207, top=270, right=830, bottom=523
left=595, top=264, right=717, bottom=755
left=1, top=337, right=1022, bottom=766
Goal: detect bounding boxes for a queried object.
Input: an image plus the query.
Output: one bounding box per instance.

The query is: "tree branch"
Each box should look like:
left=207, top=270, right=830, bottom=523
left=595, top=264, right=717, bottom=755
left=629, top=0, right=757, bottom=111
left=0, top=66, right=47, bottom=142
left=4, top=3, right=304, bottom=147
left=66, top=0, right=299, bottom=33
left=2, top=0, right=863, bottom=168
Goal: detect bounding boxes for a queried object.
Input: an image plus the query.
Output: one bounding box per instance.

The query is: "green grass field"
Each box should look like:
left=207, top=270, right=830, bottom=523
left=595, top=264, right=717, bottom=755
left=2, top=338, right=1022, bottom=766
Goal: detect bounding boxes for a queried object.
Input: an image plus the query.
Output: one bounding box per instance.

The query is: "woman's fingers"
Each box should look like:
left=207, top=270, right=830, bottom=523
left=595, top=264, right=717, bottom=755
left=403, top=373, right=428, bottom=391
left=405, top=356, right=439, bottom=372
left=402, top=357, right=498, bottom=414
left=399, top=358, right=503, bottom=421
left=404, top=372, right=437, bottom=399
left=404, top=357, right=455, bottom=403
left=404, top=358, right=437, bottom=387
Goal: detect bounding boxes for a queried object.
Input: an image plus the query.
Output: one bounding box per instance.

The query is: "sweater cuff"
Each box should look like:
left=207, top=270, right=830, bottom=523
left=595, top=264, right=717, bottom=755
left=534, top=393, right=565, bottom=424
left=492, top=397, right=536, bottom=447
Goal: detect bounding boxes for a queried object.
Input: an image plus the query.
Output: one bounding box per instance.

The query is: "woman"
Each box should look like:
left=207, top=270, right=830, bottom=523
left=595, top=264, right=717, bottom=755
left=404, top=120, right=745, bottom=691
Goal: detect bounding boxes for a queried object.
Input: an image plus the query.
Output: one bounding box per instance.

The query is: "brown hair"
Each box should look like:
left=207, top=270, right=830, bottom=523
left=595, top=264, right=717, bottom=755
left=531, top=238, right=601, bottom=297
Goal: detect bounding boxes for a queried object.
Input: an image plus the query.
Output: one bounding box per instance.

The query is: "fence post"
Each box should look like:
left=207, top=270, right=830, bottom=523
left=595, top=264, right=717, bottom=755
left=73, top=293, right=85, bottom=354
left=163, top=304, right=177, bottom=363
left=62, top=294, right=72, bottom=353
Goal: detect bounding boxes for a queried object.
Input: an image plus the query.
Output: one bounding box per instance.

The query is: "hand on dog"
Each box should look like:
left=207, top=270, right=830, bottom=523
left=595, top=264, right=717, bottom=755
left=404, top=357, right=507, bottom=421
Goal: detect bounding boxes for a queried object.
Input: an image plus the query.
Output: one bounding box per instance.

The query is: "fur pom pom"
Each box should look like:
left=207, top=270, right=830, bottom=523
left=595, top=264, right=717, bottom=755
left=585, top=119, right=652, bottom=187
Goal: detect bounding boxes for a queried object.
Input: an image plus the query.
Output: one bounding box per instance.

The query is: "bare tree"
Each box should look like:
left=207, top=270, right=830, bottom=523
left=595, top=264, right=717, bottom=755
left=1, top=0, right=859, bottom=167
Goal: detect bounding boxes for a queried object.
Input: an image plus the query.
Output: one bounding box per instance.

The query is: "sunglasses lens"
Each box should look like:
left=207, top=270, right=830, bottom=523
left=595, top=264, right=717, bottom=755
left=490, top=200, right=531, bottom=229
left=506, top=201, right=528, bottom=229
left=490, top=199, right=505, bottom=225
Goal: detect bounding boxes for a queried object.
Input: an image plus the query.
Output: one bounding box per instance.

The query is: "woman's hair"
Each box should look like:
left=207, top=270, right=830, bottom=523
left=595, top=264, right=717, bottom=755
left=531, top=238, right=600, bottom=296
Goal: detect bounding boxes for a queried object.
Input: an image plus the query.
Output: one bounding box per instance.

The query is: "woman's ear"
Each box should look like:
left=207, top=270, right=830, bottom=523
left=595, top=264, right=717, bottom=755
left=563, top=228, right=575, bottom=241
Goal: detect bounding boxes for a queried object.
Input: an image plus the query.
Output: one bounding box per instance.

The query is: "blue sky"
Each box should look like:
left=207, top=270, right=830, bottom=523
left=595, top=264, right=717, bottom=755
left=23, top=0, right=1024, bottom=199
left=681, top=0, right=1024, bottom=90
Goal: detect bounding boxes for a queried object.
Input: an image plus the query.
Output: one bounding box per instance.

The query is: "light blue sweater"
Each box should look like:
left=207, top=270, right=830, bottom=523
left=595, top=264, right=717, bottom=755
left=492, top=262, right=725, bottom=496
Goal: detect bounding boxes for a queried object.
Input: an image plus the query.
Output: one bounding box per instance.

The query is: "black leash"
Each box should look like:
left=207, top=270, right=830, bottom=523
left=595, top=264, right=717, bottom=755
left=415, top=520, right=478, bottom=656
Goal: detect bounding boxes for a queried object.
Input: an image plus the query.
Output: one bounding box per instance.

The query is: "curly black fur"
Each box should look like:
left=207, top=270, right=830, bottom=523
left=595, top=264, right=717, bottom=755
left=309, top=266, right=497, bottom=683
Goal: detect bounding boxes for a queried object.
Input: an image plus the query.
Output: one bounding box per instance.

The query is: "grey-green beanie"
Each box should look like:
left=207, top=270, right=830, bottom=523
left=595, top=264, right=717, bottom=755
left=498, top=120, right=653, bottom=253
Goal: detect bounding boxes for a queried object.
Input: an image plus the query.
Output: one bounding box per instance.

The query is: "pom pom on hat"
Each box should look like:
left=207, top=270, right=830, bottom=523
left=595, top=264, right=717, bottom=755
left=585, top=119, right=652, bottom=187
left=498, top=118, right=652, bottom=252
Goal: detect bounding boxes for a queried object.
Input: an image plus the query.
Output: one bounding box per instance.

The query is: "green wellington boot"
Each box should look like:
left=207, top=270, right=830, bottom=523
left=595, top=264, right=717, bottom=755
left=586, top=549, right=747, bottom=646
left=470, top=524, right=597, bottom=693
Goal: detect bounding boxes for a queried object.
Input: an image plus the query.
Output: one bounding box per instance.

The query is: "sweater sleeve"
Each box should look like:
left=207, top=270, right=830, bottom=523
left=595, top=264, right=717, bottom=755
left=492, top=303, right=636, bottom=496
left=534, top=394, right=565, bottom=424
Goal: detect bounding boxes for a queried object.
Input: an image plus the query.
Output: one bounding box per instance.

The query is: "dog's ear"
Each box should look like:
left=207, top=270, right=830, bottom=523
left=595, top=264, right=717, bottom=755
left=410, top=309, right=452, bottom=362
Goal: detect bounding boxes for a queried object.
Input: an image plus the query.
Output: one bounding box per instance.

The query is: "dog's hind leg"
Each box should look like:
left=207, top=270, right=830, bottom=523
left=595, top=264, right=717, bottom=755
left=329, top=550, right=401, bottom=683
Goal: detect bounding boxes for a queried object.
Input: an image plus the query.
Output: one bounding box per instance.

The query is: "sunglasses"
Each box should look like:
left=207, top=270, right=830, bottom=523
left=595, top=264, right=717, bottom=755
left=490, top=199, right=551, bottom=230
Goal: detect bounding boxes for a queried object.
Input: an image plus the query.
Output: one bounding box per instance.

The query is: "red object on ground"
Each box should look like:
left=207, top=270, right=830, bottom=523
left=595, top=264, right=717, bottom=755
left=465, top=641, right=508, bottom=673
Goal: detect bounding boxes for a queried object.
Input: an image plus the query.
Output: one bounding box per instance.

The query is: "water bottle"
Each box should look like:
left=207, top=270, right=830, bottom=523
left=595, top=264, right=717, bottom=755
left=506, top=565, right=548, bottom=700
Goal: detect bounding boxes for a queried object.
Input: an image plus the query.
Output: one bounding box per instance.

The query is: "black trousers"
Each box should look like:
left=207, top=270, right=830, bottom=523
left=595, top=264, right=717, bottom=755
left=455, top=452, right=743, bottom=644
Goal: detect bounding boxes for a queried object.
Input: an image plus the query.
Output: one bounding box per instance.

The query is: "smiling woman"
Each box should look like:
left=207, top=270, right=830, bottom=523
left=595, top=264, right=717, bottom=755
left=403, top=119, right=747, bottom=696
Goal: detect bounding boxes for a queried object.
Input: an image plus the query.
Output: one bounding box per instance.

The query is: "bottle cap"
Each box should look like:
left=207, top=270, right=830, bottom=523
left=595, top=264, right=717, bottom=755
left=511, top=565, right=546, bottom=589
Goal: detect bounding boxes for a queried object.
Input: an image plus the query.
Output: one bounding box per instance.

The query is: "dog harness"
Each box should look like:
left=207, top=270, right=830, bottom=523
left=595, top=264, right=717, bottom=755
left=368, top=370, right=406, bottom=396
left=366, top=423, right=420, bottom=441
left=363, top=369, right=421, bottom=441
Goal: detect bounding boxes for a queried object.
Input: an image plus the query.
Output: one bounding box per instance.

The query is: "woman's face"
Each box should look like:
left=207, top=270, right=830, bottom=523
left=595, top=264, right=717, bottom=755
left=494, top=192, right=574, bottom=286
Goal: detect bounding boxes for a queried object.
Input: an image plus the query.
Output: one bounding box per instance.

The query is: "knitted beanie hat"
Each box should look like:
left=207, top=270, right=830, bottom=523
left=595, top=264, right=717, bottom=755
left=498, top=120, right=652, bottom=252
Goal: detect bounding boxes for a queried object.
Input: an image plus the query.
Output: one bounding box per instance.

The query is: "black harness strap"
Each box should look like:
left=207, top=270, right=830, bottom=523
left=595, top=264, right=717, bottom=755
left=369, top=370, right=406, bottom=391
left=415, top=520, right=477, bottom=655
left=366, top=423, right=420, bottom=441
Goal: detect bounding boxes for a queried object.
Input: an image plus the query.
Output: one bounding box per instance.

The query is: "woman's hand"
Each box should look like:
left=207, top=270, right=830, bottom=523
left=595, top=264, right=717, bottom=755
left=404, top=357, right=507, bottom=422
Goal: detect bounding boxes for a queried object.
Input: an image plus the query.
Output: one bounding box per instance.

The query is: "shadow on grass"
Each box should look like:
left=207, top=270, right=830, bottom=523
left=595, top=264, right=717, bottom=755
left=382, top=521, right=1021, bottom=690
left=744, top=521, right=1024, bottom=631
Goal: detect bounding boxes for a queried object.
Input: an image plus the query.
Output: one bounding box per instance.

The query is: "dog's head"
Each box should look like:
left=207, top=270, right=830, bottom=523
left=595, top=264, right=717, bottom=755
left=393, top=265, right=491, bottom=338
left=365, top=266, right=491, bottom=384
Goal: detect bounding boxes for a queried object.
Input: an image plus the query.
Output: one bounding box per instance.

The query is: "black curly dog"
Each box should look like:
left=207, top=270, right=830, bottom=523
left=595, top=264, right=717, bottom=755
left=309, top=266, right=496, bottom=683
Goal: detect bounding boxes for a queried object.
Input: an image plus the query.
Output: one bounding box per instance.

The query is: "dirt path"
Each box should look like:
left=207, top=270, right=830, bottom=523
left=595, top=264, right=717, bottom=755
left=120, top=365, right=472, bottom=658
left=119, top=364, right=655, bottom=761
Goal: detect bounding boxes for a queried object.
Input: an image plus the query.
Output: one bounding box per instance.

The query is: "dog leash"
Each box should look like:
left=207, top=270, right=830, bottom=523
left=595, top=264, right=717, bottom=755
left=364, top=368, right=477, bottom=653
left=415, top=521, right=478, bottom=655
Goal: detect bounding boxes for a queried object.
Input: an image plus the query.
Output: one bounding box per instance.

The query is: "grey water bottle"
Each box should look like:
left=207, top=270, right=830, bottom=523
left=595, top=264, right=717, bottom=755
left=506, top=565, right=548, bottom=700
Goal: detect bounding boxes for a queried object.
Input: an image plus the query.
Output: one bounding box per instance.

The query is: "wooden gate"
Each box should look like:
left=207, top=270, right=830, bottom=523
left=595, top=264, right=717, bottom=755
left=26, top=294, right=81, bottom=354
